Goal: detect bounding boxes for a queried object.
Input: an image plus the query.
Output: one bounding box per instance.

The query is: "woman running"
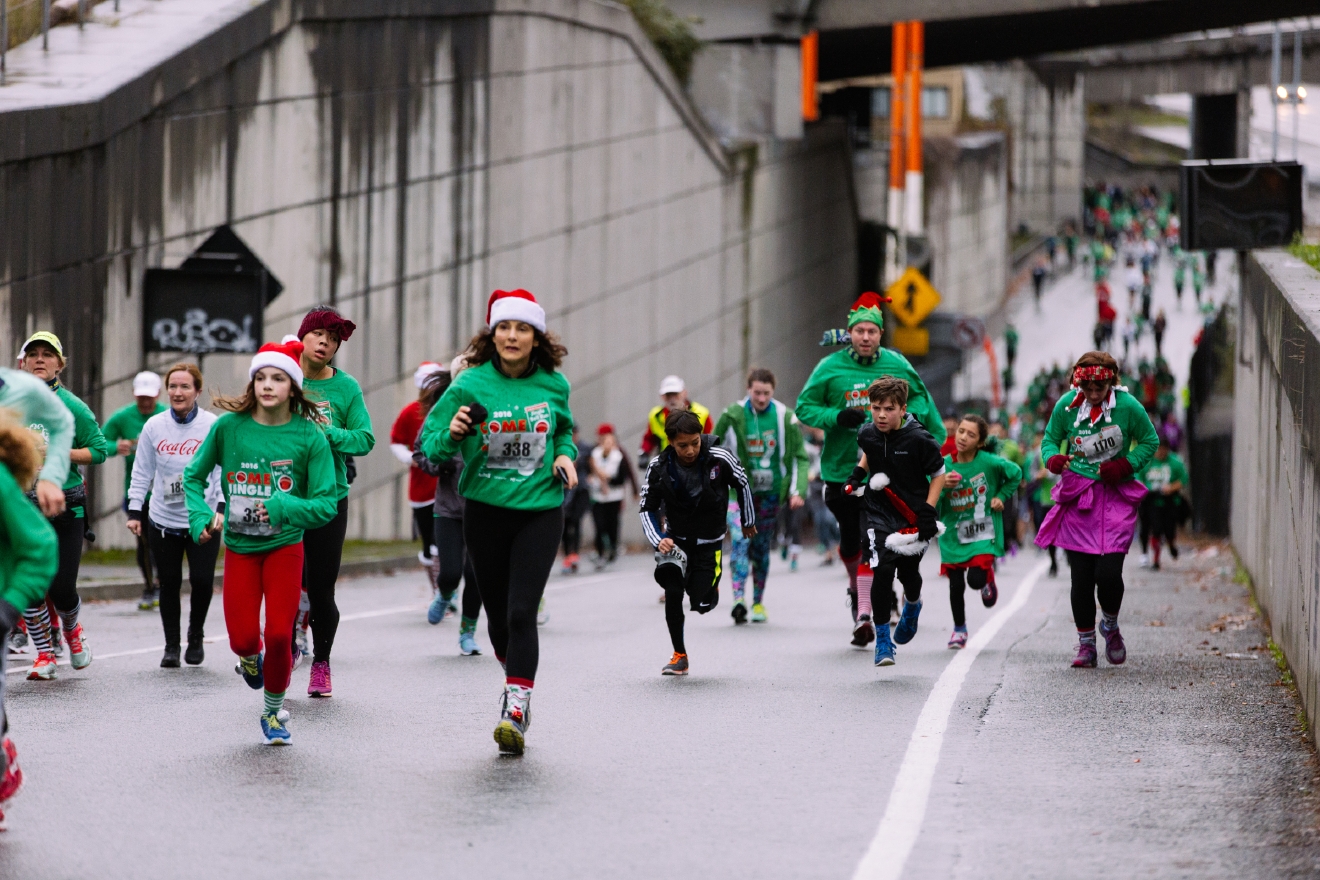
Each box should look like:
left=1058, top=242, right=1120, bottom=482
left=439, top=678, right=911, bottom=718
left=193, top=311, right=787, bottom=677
left=587, top=424, right=637, bottom=569
left=390, top=361, right=446, bottom=605
left=420, top=289, right=577, bottom=756
left=184, top=339, right=336, bottom=745
left=1036, top=352, right=1158, bottom=668
left=17, top=332, right=109, bottom=681
left=294, top=306, right=375, bottom=697
left=936, top=415, right=1022, bottom=649
left=126, top=363, right=223, bottom=667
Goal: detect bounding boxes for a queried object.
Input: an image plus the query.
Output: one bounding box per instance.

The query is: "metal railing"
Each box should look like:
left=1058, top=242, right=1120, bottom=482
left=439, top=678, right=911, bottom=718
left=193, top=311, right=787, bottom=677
left=2, top=0, right=116, bottom=84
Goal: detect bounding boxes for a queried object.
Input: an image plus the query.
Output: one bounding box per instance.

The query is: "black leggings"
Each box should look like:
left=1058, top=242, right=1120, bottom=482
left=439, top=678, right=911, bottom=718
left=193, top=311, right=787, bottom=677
left=1138, top=499, right=1177, bottom=554
left=31, top=508, right=82, bottom=615
left=562, top=511, right=583, bottom=557
left=413, top=506, right=435, bottom=559
left=946, top=567, right=988, bottom=628
left=1066, top=550, right=1125, bottom=630
left=463, top=500, right=562, bottom=682
left=654, top=539, right=722, bottom=655
left=134, top=497, right=156, bottom=592
left=301, top=496, right=348, bottom=663
left=592, top=501, right=622, bottom=559
left=824, top=483, right=864, bottom=560
left=433, top=516, right=481, bottom=620
left=148, top=523, right=220, bottom=646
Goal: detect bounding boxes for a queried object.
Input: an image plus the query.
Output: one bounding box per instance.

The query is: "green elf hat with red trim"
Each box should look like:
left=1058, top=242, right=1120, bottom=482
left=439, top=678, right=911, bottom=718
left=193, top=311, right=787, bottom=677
left=846, top=291, right=890, bottom=330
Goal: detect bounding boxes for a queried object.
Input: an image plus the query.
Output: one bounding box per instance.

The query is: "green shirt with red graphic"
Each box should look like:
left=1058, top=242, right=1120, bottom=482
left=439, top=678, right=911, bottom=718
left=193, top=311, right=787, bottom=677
left=936, top=450, right=1023, bottom=564
left=301, top=368, right=375, bottom=500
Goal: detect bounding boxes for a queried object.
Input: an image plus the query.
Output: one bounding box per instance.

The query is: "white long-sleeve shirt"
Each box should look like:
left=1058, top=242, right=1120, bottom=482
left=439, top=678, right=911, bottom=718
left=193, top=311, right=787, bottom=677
left=128, top=407, right=222, bottom=530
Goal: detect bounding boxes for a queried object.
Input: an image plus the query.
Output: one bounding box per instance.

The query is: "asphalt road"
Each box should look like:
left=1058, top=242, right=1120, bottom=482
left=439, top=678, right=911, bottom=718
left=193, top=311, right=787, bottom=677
left=1, top=542, right=1317, bottom=879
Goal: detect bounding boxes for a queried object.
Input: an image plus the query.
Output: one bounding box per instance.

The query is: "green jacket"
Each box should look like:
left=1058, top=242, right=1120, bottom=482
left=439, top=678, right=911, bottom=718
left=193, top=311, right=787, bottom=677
left=1041, top=388, right=1158, bottom=482
left=714, top=398, right=809, bottom=499
left=302, top=369, right=376, bottom=500
left=936, top=450, right=1023, bottom=563
left=0, top=368, right=73, bottom=488
left=0, top=460, right=58, bottom=612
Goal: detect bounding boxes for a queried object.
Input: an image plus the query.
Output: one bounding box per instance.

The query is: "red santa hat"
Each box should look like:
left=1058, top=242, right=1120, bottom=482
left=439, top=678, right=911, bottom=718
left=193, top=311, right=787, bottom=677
left=486, top=289, right=546, bottom=334
left=250, top=339, right=305, bottom=388
left=414, top=361, right=446, bottom=389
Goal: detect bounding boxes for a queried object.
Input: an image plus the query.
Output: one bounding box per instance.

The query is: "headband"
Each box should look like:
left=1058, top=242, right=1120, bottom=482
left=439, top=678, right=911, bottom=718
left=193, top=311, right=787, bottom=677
left=1073, top=365, right=1115, bottom=384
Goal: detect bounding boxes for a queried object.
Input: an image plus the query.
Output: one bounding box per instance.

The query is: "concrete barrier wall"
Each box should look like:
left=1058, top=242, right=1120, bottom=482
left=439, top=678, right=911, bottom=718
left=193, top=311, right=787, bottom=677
left=1231, top=251, right=1320, bottom=737
left=0, top=0, right=856, bottom=546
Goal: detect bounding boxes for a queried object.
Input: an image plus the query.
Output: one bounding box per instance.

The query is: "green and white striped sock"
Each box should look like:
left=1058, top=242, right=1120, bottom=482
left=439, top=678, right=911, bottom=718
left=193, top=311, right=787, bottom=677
left=263, top=689, right=285, bottom=717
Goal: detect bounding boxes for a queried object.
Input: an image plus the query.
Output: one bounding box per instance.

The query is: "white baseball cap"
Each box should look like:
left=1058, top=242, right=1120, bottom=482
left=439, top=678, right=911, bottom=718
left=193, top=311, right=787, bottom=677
left=658, top=375, right=686, bottom=395
left=132, top=371, right=162, bottom=397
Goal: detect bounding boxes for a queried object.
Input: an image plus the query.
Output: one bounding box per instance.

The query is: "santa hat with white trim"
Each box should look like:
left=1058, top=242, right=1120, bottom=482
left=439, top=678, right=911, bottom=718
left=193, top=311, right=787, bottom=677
left=414, top=361, right=446, bottom=389
left=486, top=289, right=546, bottom=334
left=249, top=338, right=305, bottom=388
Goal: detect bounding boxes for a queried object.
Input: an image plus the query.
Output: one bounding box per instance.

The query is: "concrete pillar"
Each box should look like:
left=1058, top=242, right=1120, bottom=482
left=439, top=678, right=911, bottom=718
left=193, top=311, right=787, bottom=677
left=1189, top=93, right=1238, bottom=160
left=1236, top=86, right=1251, bottom=158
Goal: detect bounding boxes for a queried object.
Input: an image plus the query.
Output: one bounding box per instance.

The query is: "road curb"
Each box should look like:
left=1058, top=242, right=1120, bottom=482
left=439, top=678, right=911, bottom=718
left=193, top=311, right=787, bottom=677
left=78, top=555, right=422, bottom=601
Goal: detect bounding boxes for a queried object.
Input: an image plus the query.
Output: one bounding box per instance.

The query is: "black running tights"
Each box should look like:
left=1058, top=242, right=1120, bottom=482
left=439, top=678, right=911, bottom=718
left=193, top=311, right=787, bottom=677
left=433, top=516, right=482, bottom=621
left=29, top=508, right=82, bottom=615
left=148, top=524, right=220, bottom=646
left=1066, top=550, right=1125, bottom=630
left=947, top=567, right=988, bottom=629
left=592, top=501, right=622, bottom=559
left=301, top=497, right=348, bottom=663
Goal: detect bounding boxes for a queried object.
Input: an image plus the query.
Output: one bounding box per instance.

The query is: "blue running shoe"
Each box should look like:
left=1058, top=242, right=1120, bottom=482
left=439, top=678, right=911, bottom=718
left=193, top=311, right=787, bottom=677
left=261, top=711, right=291, bottom=746
left=459, top=629, right=481, bottom=656
left=235, top=653, right=263, bottom=690
left=874, top=624, right=896, bottom=667
left=893, top=599, right=923, bottom=645
left=427, top=593, right=448, bottom=626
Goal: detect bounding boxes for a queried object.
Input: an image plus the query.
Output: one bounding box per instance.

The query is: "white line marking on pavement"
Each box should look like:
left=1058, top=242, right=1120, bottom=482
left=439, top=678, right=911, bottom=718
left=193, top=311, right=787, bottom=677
left=852, top=559, right=1049, bottom=880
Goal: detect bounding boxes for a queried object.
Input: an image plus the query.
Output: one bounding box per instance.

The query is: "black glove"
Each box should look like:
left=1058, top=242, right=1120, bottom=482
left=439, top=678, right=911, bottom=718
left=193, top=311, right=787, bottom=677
left=125, top=509, right=143, bottom=524
left=915, top=502, right=939, bottom=541
left=836, top=408, right=867, bottom=429
left=843, top=466, right=868, bottom=496
left=0, top=598, right=20, bottom=636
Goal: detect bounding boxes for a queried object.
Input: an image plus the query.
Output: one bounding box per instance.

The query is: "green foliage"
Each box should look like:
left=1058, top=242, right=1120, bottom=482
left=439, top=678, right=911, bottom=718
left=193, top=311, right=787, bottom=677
left=621, top=0, right=702, bottom=87
left=1288, top=232, right=1320, bottom=274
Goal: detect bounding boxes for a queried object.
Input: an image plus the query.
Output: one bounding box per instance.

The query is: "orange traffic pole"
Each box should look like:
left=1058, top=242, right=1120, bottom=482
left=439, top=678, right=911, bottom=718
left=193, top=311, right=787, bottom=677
left=801, top=30, right=819, bottom=122
left=888, top=22, right=907, bottom=195
left=905, top=20, right=924, bottom=235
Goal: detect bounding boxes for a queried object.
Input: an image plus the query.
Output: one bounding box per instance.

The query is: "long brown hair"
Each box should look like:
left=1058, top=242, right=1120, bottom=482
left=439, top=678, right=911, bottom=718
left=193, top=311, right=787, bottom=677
left=214, top=376, right=320, bottom=420
left=465, top=326, right=567, bottom=373
left=0, top=409, right=41, bottom=489
left=419, top=369, right=452, bottom=420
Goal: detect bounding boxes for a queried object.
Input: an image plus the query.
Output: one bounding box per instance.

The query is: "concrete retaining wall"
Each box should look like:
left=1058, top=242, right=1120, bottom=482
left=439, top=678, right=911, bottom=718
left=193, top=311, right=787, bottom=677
left=1231, top=250, right=1320, bottom=738
left=0, top=0, right=856, bottom=546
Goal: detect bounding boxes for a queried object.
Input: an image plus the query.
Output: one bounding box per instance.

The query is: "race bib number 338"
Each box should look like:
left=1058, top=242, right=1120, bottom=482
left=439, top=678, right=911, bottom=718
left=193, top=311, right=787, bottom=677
left=486, top=432, right=548, bottom=475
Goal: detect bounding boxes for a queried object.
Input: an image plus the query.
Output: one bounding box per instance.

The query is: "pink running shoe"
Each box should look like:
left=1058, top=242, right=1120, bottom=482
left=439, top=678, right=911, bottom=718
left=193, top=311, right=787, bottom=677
left=0, top=737, right=23, bottom=808
left=1100, top=623, right=1127, bottom=665
left=1071, top=642, right=1098, bottom=668
left=947, top=628, right=968, bottom=649
left=307, top=660, right=332, bottom=697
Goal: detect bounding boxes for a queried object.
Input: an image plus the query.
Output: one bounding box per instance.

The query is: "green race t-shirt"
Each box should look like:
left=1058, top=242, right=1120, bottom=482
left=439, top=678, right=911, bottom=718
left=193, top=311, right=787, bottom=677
left=1041, top=389, right=1158, bottom=482
left=301, top=368, right=375, bottom=500
left=1142, top=453, right=1188, bottom=507
left=936, top=450, right=1023, bottom=564
left=102, top=401, right=166, bottom=495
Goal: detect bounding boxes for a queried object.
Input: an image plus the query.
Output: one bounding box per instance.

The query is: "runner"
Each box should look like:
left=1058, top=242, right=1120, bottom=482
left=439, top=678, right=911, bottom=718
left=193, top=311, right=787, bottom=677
left=390, top=361, right=446, bottom=607
left=126, top=363, right=222, bottom=667
left=1138, top=434, right=1187, bottom=571
left=0, top=382, right=68, bottom=827
left=183, top=339, right=337, bottom=745
left=587, top=424, right=637, bottom=570
left=294, top=306, right=376, bottom=696
left=795, top=292, right=945, bottom=643
left=714, top=368, right=808, bottom=624
left=841, top=377, right=946, bottom=667
left=102, top=371, right=166, bottom=610
left=1035, top=352, right=1158, bottom=669
left=936, top=415, right=1022, bottom=649
left=639, top=375, right=712, bottom=464
left=641, top=410, right=755, bottom=675
left=419, top=289, right=577, bottom=756
left=17, top=332, right=108, bottom=681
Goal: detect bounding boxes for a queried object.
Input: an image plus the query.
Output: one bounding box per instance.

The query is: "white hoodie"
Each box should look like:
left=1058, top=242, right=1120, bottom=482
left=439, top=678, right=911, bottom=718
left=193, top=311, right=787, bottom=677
left=128, top=407, right=222, bottom=530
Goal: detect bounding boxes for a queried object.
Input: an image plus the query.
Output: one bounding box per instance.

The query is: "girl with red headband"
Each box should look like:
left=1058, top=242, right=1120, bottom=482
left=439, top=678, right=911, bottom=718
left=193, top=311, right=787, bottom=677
left=1035, top=351, right=1158, bottom=669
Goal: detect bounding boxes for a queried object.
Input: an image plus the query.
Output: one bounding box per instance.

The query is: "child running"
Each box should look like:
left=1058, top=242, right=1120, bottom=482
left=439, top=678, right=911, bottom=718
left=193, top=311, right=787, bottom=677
left=843, top=378, right=946, bottom=667
left=936, top=415, right=1023, bottom=649
left=390, top=361, right=446, bottom=608
left=183, top=340, right=337, bottom=745
left=640, top=410, right=756, bottom=676
left=1138, top=434, right=1187, bottom=571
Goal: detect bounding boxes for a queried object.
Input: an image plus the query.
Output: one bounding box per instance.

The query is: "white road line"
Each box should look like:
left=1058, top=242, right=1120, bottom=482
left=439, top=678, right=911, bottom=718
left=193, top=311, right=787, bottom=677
left=852, top=559, right=1050, bottom=880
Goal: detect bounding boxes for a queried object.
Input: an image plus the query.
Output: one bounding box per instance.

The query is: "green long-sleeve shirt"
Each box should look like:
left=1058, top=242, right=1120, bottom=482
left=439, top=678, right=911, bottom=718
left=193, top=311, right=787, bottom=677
left=936, top=450, right=1023, bottom=563
left=795, top=347, right=945, bottom=483
left=183, top=411, right=338, bottom=554
left=1041, top=389, right=1158, bottom=482
left=714, top=398, right=809, bottom=499
left=0, top=460, right=58, bottom=612
left=1142, top=452, right=1188, bottom=507
left=0, top=368, right=73, bottom=488
left=102, top=401, right=166, bottom=496
left=35, top=382, right=109, bottom=495
left=302, top=369, right=375, bottom=500
left=420, top=361, right=576, bottom=512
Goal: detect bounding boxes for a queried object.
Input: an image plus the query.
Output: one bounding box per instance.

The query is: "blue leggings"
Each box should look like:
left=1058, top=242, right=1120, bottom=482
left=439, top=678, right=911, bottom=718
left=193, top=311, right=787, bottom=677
left=727, top=493, right=780, bottom=604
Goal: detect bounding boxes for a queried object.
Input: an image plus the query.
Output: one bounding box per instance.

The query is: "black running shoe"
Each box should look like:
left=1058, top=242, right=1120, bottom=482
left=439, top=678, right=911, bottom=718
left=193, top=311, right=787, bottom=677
left=160, top=646, right=181, bottom=668
left=731, top=602, right=748, bottom=625
left=184, top=637, right=204, bottom=666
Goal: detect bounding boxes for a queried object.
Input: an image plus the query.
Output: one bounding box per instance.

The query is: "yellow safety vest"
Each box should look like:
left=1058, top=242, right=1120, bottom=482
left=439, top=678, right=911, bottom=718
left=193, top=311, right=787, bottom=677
left=647, top=401, right=713, bottom=450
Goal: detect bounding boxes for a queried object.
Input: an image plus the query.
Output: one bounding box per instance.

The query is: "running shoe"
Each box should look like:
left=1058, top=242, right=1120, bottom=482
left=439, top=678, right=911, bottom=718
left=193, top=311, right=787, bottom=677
left=851, top=614, right=875, bottom=647
left=184, top=635, right=204, bottom=666
left=751, top=603, right=767, bottom=623
left=307, top=660, right=332, bottom=697
left=7, top=629, right=27, bottom=655
left=1169, top=544, right=1180, bottom=560
left=731, top=602, right=748, bottom=625
left=459, top=630, right=481, bottom=656
left=64, top=624, right=91, bottom=670
left=560, top=553, right=579, bottom=575
left=0, top=738, right=22, bottom=806
left=50, top=626, right=64, bottom=658
left=235, top=653, right=264, bottom=689
left=427, top=593, right=448, bottom=625
left=536, top=597, right=549, bottom=627
left=494, top=692, right=529, bottom=755
left=893, top=599, right=922, bottom=645
left=981, top=579, right=999, bottom=608
left=261, top=711, right=292, bottom=746
left=27, top=652, right=56, bottom=680
left=294, top=627, right=310, bottom=660
left=790, top=554, right=799, bottom=572
left=1138, top=553, right=1150, bottom=569
left=160, top=645, right=181, bottom=668
left=661, top=652, right=689, bottom=676
left=291, top=641, right=304, bottom=672
left=1071, top=642, right=1098, bottom=668
left=873, top=624, right=896, bottom=667
left=446, top=593, right=459, bottom=619
left=138, top=589, right=159, bottom=611
left=948, top=627, right=968, bottom=649
left=1100, top=622, right=1127, bottom=665
left=1048, top=559, right=1059, bottom=578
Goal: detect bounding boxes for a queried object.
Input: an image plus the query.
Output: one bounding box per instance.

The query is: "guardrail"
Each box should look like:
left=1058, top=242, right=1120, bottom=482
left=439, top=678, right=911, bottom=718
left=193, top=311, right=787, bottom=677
left=1, top=0, right=117, bottom=84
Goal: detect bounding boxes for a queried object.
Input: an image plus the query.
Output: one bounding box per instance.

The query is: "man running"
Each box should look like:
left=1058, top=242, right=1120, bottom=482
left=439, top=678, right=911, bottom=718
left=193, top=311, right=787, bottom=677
left=639, top=375, right=712, bottom=465
left=796, top=292, right=945, bottom=643
left=102, top=370, right=166, bottom=610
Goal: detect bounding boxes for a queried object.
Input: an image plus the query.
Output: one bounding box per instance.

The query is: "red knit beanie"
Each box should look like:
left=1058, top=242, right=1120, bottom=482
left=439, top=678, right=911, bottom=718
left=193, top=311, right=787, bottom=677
left=298, top=306, right=357, bottom=342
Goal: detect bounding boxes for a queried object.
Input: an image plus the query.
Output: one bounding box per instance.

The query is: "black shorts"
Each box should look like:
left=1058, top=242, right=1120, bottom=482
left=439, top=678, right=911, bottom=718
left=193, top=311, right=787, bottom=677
left=654, top=539, right=723, bottom=613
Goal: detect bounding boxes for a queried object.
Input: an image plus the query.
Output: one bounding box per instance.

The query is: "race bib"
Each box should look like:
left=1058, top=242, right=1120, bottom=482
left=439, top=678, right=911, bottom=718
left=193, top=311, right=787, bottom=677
left=957, top=516, right=994, bottom=545
left=751, top=469, right=775, bottom=492
left=654, top=545, right=689, bottom=578
left=161, top=475, right=185, bottom=503
left=1075, top=424, right=1124, bottom=463
left=486, top=432, right=548, bottom=475
left=227, top=497, right=281, bottom=537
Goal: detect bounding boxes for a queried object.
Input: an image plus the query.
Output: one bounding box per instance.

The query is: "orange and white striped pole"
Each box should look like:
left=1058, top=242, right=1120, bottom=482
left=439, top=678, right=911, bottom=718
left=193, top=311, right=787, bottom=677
left=904, top=21, right=924, bottom=236
left=801, top=30, right=819, bottom=122
left=888, top=21, right=908, bottom=282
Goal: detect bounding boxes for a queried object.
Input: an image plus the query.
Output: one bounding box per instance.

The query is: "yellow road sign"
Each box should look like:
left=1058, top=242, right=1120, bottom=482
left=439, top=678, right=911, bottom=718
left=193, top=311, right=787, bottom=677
left=886, top=267, right=941, bottom=328
left=891, top=325, right=930, bottom=357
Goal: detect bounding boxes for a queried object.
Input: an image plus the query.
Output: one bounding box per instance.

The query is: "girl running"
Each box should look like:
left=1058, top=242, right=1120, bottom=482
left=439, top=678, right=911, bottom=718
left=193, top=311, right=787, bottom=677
left=936, top=415, right=1022, bottom=649
left=184, top=340, right=337, bottom=745
left=17, top=332, right=109, bottom=681
left=587, top=424, right=637, bottom=569
left=420, top=289, right=577, bottom=756
left=1035, top=352, right=1158, bottom=668
left=390, top=361, right=446, bottom=607
left=126, top=363, right=223, bottom=667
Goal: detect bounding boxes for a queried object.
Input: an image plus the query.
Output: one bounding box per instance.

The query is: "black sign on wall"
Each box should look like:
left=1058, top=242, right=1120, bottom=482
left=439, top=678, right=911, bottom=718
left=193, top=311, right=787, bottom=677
left=143, top=226, right=283, bottom=355
left=1179, top=160, right=1303, bottom=251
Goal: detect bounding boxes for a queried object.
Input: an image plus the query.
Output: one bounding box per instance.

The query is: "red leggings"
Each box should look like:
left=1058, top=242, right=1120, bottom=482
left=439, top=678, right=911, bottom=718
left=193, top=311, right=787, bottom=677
left=223, top=543, right=304, bottom=695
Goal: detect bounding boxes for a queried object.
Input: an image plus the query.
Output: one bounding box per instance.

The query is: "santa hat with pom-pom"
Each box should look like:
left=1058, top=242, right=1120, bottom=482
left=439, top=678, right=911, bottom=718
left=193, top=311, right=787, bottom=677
left=486, top=289, right=546, bottom=334
left=250, top=338, right=305, bottom=388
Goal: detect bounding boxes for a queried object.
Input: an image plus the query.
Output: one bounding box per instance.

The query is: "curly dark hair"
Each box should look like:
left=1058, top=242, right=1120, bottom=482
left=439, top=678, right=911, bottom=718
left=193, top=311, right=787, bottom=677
left=465, top=326, right=567, bottom=374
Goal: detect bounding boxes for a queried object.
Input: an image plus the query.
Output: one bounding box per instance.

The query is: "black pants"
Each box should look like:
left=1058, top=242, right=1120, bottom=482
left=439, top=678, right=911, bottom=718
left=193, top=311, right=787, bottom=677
left=301, top=496, right=349, bottom=663
left=1138, top=498, right=1177, bottom=554
left=947, top=567, right=988, bottom=628
left=823, top=482, right=864, bottom=561
left=463, top=500, right=562, bottom=682
left=433, top=516, right=482, bottom=620
left=1066, top=550, right=1125, bottom=630
left=31, top=507, right=83, bottom=615
left=412, top=506, right=435, bottom=559
left=148, top=522, right=220, bottom=647
left=653, top=539, right=722, bottom=655
left=866, top=528, right=924, bottom=615
left=591, top=501, right=622, bottom=560
left=133, top=497, right=156, bottom=593
left=562, top=511, right=583, bottom=557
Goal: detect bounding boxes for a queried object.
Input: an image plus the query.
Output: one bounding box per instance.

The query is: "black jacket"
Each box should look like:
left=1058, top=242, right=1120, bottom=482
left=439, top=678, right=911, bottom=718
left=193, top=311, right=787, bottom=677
left=857, top=416, right=945, bottom=533
left=640, top=435, right=755, bottom=544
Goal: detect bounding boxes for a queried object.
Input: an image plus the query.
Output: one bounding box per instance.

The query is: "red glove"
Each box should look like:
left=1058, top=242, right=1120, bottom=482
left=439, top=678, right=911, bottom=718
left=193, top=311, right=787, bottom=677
left=1098, top=458, right=1134, bottom=485
left=1045, top=454, right=1069, bottom=475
